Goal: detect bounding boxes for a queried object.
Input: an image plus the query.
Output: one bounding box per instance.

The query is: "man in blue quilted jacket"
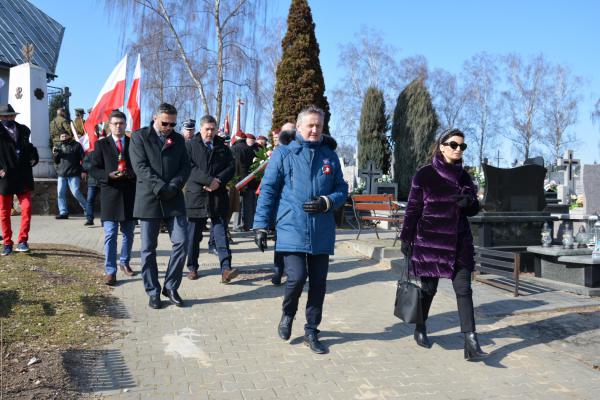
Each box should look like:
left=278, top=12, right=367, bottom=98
left=253, top=105, right=348, bottom=354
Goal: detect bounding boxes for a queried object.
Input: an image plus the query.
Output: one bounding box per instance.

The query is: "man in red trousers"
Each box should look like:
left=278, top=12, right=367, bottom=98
left=0, top=104, right=39, bottom=256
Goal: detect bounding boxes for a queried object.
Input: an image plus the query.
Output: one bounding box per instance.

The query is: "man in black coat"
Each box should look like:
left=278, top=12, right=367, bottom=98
left=184, top=115, right=236, bottom=283
left=129, top=103, right=190, bottom=309
left=0, top=104, right=39, bottom=256
left=90, top=110, right=137, bottom=286
left=53, top=131, right=88, bottom=219
left=231, top=132, right=257, bottom=231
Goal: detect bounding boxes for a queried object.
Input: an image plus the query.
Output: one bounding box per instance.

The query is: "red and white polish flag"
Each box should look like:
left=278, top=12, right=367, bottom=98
left=127, top=54, right=141, bottom=132
left=84, top=54, right=128, bottom=150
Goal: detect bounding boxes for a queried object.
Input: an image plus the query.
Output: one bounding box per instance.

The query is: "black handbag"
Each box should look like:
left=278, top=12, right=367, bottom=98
left=393, top=250, right=423, bottom=324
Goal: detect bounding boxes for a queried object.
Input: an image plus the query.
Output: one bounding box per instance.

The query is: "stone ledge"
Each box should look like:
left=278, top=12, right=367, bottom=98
left=558, top=255, right=600, bottom=265
left=527, top=245, right=592, bottom=257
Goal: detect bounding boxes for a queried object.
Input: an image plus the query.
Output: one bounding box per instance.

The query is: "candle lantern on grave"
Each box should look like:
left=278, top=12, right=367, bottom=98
left=562, top=223, right=575, bottom=249
left=593, top=218, right=600, bottom=261
left=541, top=222, right=552, bottom=247
left=587, top=214, right=599, bottom=248
left=575, top=226, right=588, bottom=248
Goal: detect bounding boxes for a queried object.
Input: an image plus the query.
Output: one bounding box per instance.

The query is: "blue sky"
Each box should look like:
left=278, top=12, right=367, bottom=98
left=33, top=0, right=600, bottom=164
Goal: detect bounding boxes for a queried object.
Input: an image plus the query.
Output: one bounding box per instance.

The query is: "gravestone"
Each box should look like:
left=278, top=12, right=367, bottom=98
left=374, top=183, right=398, bottom=198
left=555, top=150, right=580, bottom=204
left=481, top=164, right=547, bottom=212
left=581, top=164, right=600, bottom=215
left=358, top=161, right=382, bottom=194
left=470, top=163, right=555, bottom=249
left=524, top=156, right=544, bottom=167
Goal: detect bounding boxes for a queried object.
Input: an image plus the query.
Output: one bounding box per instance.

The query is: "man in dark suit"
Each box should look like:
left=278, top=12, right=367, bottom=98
left=0, top=104, right=39, bottom=256
left=231, top=132, right=258, bottom=231
left=184, top=115, right=237, bottom=283
left=90, top=110, right=137, bottom=286
left=129, top=103, right=190, bottom=309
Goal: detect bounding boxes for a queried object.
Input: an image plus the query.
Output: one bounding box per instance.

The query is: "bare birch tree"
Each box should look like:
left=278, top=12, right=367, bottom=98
left=501, top=53, right=550, bottom=160
left=542, top=64, right=582, bottom=161
left=105, top=0, right=267, bottom=127
left=429, top=68, right=468, bottom=131
left=462, top=52, right=500, bottom=167
left=330, top=27, right=403, bottom=142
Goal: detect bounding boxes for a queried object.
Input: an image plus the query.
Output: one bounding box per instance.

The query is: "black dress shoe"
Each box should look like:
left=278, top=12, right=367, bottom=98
left=464, top=332, right=488, bottom=361
left=304, top=333, right=327, bottom=354
left=278, top=314, right=294, bottom=340
left=149, top=295, right=161, bottom=309
left=414, top=328, right=432, bottom=349
left=162, top=288, right=184, bottom=307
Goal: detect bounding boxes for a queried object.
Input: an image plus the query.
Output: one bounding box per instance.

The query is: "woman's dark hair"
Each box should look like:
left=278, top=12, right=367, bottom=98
left=429, top=128, right=465, bottom=162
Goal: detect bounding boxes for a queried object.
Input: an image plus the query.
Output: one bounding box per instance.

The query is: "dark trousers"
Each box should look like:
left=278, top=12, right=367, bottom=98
left=282, top=252, right=329, bottom=335
left=273, top=251, right=284, bottom=277
left=85, top=185, right=99, bottom=221
left=419, top=265, right=475, bottom=333
left=140, top=216, right=188, bottom=296
left=187, top=216, right=231, bottom=273
left=241, top=189, right=256, bottom=230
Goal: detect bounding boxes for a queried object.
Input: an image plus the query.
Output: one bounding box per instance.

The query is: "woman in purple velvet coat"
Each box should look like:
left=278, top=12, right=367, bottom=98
left=400, top=128, right=487, bottom=361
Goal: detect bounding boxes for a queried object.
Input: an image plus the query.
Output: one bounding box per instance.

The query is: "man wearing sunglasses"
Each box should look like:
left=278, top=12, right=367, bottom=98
left=129, top=103, right=191, bottom=309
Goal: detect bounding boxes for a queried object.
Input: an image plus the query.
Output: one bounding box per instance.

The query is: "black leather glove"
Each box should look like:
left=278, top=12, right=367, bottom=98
left=453, top=194, right=473, bottom=208
left=303, top=196, right=328, bottom=214
left=401, top=241, right=412, bottom=258
left=159, top=184, right=179, bottom=201
left=254, top=229, right=268, bottom=252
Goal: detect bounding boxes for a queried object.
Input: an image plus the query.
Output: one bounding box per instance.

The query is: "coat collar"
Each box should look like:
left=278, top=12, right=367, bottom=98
left=432, top=152, right=464, bottom=185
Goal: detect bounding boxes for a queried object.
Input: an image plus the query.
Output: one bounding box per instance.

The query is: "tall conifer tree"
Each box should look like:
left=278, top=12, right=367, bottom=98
left=392, top=78, right=439, bottom=199
left=271, top=0, right=331, bottom=133
left=357, top=87, right=390, bottom=173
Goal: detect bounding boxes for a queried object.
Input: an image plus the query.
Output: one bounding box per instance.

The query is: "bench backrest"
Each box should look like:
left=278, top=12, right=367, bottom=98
left=351, top=194, right=395, bottom=211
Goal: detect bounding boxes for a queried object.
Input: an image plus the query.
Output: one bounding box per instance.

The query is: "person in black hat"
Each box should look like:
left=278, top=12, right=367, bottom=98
left=0, top=104, right=39, bottom=255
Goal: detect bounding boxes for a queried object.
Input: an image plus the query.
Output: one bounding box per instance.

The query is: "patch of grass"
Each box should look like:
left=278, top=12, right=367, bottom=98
left=0, top=244, right=114, bottom=349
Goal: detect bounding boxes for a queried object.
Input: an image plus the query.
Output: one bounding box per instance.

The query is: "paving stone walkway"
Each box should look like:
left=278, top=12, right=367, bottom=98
left=18, top=216, right=600, bottom=399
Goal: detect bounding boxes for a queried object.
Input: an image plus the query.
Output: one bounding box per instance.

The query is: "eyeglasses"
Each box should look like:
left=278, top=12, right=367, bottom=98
left=161, top=122, right=177, bottom=127
left=443, top=141, right=467, bottom=151
left=110, top=122, right=125, bottom=126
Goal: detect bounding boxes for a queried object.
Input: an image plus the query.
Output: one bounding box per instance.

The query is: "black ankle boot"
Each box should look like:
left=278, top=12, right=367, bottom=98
left=414, top=324, right=432, bottom=349
left=464, top=332, right=487, bottom=360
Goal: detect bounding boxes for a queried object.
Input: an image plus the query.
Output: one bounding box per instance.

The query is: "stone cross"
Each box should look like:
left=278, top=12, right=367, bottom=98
left=359, top=160, right=382, bottom=194
left=562, top=150, right=580, bottom=195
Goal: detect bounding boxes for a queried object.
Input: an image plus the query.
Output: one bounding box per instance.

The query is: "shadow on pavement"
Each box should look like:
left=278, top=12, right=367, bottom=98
left=62, top=349, right=136, bottom=393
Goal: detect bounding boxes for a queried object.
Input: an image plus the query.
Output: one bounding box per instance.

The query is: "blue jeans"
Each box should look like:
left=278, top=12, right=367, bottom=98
left=57, top=176, right=87, bottom=216
left=281, top=252, right=329, bottom=335
left=140, top=216, right=188, bottom=296
left=187, top=216, right=231, bottom=272
left=103, top=220, right=135, bottom=275
left=85, top=185, right=99, bottom=221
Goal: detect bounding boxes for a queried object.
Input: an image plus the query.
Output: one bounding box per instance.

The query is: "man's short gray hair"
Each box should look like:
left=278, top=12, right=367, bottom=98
left=297, top=105, right=324, bottom=124
left=199, top=114, right=217, bottom=126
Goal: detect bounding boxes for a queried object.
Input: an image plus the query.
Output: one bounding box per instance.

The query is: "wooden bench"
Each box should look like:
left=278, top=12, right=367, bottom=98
left=351, top=194, right=404, bottom=246
left=474, top=246, right=526, bottom=297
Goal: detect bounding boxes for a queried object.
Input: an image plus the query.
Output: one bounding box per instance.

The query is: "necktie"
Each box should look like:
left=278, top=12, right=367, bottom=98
left=206, top=142, right=212, bottom=151
left=116, top=137, right=123, bottom=154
